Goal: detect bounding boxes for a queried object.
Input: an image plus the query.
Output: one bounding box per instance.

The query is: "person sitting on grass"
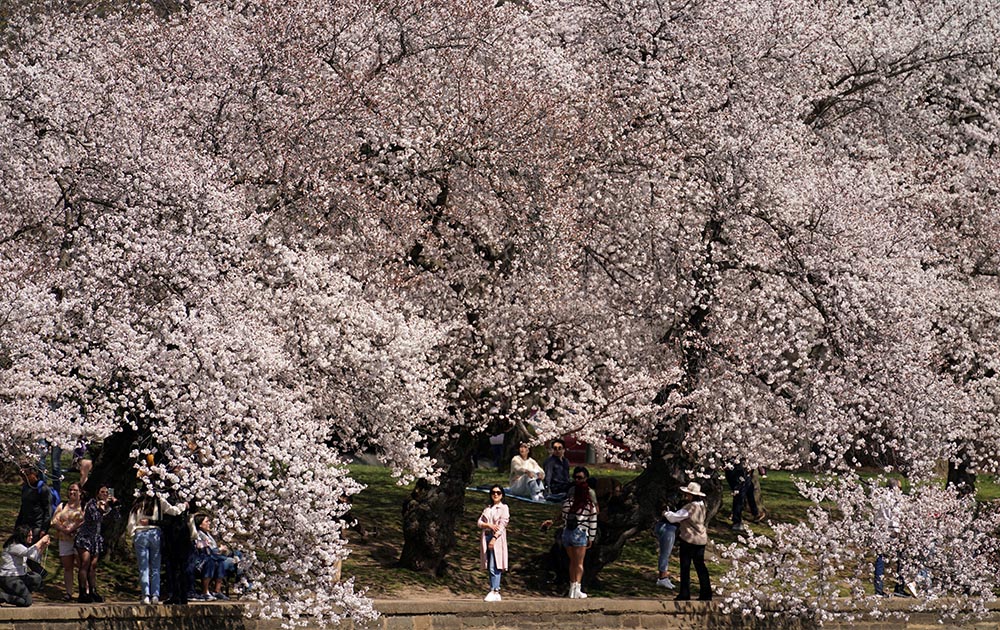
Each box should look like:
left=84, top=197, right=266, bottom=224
left=0, top=525, right=51, bottom=607
left=542, top=440, right=571, bottom=500
left=509, top=442, right=546, bottom=501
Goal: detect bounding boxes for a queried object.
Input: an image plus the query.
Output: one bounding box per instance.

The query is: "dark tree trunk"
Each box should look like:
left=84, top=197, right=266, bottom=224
left=586, top=424, right=722, bottom=585
left=585, top=215, right=727, bottom=584
left=398, top=428, right=478, bottom=576
left=947, top=456, right=976, bottom=497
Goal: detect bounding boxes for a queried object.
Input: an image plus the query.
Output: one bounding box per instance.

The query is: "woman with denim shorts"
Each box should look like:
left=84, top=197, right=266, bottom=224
left=50, top=483, right=84, bottom=601
left=559, top=470, right=597, bottom=599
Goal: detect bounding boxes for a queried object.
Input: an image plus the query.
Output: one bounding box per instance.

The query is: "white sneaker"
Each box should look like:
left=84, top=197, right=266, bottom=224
left=484, top=590, right=499, bottom=602
left=656, top=577, right=675, bottom=589
left=141, top=596, right=151, bottom=605
left=151, top=596, right=159, bottom=605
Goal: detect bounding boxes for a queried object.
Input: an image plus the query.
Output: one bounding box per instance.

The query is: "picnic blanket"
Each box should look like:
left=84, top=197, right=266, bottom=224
left=466, top=484, right=561, bottom=504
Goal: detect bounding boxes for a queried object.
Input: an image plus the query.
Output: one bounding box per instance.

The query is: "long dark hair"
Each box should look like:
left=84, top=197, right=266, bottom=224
left=3, top=524, right=31, bottom=549
left=132, top=494, right=158, bottom=516
left=569, top=467, right=592, bottom=514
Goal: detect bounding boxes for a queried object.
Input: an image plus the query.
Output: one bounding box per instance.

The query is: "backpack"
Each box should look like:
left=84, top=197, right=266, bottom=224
left=35, top=479, right=58, bottom=518
left=49, top=487, right=60, bottom=515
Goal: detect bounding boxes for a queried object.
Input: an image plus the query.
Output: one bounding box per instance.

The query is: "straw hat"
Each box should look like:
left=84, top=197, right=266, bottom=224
left=679, top=481, right=706, bottom=497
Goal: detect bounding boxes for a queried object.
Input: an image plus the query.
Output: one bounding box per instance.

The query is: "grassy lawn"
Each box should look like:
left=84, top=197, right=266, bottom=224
left=343, top=465, right=815, bottom=599
left=345, top=465, right=1000, bottom=599
left=1, top=463, right=996, bottom=602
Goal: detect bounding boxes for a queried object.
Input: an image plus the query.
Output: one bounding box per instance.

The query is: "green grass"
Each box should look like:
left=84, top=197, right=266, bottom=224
left=343, top=465, right=813, bottom=598
left=3, top=463, right=997, bottom=602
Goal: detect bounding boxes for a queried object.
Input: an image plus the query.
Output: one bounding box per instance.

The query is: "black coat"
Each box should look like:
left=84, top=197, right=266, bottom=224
left=15, top=482, right=52, bottom=535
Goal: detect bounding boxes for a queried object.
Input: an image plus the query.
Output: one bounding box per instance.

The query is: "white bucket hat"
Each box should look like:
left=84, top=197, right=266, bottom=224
left=679, top=481, right=706, bottom=497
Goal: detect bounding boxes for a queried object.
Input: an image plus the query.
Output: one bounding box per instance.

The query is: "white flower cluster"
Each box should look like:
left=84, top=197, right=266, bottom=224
left=719, top=475, right=1000, bottom=624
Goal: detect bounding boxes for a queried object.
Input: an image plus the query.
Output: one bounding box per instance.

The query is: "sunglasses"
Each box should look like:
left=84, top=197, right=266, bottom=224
left=490, top=491, right=502, bottom=495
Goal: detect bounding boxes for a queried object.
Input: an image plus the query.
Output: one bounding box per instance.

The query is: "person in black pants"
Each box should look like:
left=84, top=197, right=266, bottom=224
left=726, top=463, right=765, bottom=532
left=663, top=482, right=712, bottom=601
left=160, top=497, right=193, bottom=605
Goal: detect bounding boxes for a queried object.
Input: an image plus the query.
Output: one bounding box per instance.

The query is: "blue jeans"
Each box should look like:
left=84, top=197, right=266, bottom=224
left=485, top=532, right=502, bottom=591
left=37, top=441, right=62, bottom=495
left=134, top=529, right=163, bottom=598
left=196, top=551, right=227, bottom=580
left=874, top=554, right=903, bottom=595
left=654, top=521, right=677, bottom=574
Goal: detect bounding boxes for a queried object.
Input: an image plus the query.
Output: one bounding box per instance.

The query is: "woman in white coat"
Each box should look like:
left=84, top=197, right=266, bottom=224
left=508, top=443, right=545, bottom=500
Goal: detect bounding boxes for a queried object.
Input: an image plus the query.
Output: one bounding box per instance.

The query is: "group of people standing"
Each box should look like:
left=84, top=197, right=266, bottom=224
left=478, top=464, right=600, bottom=602
left=477, top=440, right=712, bottom=602
left=479, top=440, right=715, bottom=603
left=1, top=460, right=242, bottom=607
left=2, top=465, right=120, bottom=606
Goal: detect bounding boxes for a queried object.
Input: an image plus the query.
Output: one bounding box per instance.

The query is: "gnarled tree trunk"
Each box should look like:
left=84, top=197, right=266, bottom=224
left=398, top=428, right=478, bottom=576
left=587, top=423, right=722, bottom=586
left=586, top=216, right=727, bottom=585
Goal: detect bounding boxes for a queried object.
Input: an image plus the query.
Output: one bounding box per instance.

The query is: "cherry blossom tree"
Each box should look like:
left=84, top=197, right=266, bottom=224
left=3, top=0, right=1000, bottom=623
left=0, top=2, right=454, bottom=623
left=720, top=475, right=1000, bottom=623
left=520, top=0, right=1000, bottom=591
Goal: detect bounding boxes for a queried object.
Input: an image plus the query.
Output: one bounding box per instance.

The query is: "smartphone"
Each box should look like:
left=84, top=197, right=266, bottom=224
left=107, top=488, right=115, bottom=499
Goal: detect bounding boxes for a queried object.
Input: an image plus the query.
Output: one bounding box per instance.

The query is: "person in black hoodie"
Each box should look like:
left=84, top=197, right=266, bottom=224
left=15, top=465, right=53, bottom=542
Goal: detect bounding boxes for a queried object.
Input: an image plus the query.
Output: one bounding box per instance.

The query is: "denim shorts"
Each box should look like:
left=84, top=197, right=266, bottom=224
left=562, top=526, right=588, bottom=547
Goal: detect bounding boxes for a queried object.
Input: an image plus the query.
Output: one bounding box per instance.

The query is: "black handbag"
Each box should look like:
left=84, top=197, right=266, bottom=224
left=26, top=557, right=48, bottom=580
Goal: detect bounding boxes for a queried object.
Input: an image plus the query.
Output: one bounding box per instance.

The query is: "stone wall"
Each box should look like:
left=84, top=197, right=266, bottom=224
left=1, top=600, right=998, bottom=630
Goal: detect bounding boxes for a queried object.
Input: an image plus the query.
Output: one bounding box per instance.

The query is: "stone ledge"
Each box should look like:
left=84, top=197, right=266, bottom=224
left=0, top=599, right=998, bottom=630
